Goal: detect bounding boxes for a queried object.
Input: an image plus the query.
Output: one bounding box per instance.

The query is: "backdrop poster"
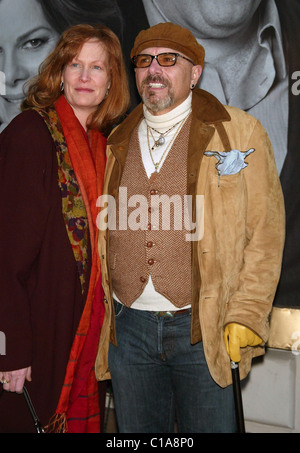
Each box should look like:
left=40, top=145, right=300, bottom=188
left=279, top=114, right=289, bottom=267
left=1, top=0, right=300, bottom=350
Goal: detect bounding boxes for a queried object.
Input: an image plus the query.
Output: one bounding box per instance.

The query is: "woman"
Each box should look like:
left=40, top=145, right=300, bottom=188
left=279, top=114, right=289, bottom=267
left=0, top=23, right=129, bottom=433
left=0, top=0, right=123, bottom=131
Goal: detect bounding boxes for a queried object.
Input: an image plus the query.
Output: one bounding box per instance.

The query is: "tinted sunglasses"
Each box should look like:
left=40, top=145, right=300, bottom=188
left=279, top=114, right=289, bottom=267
left=132, top=52, right=195, bottom=68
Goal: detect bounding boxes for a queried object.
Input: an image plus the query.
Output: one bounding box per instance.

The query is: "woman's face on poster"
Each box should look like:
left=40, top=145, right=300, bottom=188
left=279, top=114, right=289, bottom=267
left=0, top=0, right=59, bottom=126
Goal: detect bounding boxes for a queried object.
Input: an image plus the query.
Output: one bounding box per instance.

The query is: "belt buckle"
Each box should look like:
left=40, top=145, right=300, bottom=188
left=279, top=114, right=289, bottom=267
left=154, top=311, right=174, bottom=317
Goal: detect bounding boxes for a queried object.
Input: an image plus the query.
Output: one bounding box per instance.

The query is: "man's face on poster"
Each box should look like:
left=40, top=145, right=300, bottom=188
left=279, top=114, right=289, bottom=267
left=196, top=0, right=262, bottom=37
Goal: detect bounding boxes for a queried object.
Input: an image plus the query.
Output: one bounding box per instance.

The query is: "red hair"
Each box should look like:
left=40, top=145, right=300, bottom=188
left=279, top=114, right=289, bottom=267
left=22, top=24, right=130, bottom=134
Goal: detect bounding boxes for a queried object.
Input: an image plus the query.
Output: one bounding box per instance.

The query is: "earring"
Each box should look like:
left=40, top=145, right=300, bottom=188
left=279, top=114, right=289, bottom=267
left=60, top=81, right=64, bottom=92
left=191, top=84, right=195, bottom=90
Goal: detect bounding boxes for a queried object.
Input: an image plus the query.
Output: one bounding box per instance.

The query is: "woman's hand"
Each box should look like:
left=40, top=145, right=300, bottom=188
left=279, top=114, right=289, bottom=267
left=0, top=367, right=32, bottom=393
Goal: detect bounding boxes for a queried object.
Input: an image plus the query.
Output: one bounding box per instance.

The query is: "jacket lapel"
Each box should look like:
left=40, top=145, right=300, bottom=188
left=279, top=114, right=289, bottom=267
left=107, top=104, right=143, bottom=197
left=187, top=89, right=231, bottom=203
left=187, top=90, right=231, bottom=343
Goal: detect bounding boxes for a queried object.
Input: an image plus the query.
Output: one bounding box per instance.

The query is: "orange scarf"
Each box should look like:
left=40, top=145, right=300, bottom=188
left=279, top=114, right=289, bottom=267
left=42, top=96, right=106, bottom=432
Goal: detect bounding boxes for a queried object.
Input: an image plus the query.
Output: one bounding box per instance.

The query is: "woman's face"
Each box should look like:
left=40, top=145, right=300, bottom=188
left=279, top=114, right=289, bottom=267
left=0, top=0, right=59, bottom=126
left=62, top=39, right=111, bottom=125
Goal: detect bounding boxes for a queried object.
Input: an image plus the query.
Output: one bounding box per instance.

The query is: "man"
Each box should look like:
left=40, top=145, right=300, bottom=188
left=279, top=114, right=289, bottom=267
left=124, top=0, right=300, bottom=348
left=95, top=22, right=285, bottom=433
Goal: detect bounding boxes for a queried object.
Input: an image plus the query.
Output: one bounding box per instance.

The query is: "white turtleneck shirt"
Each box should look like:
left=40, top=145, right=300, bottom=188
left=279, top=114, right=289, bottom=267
left=139, top=92, right=192, bottom=177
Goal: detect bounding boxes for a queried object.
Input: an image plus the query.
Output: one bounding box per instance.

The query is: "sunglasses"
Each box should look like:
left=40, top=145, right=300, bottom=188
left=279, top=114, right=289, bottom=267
left=132, top=52, right=195, bottom=68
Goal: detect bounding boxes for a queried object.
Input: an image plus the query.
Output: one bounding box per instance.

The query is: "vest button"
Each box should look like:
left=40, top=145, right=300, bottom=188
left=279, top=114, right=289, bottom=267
left=148, top=259, right=154, bottom=265
left=147, top=241, right=153, bottom=248
left=150, top=189, right=158, bottom=195
left=147, top=223, right=152, bottom=231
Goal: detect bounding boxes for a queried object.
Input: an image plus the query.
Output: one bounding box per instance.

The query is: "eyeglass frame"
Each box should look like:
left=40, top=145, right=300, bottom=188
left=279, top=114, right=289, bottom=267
left=132, top=52, right=195, bottom=68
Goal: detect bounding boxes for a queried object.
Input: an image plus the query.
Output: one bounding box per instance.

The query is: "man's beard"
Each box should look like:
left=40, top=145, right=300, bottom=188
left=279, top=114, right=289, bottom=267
left=140, top=75, right=174, bottom=114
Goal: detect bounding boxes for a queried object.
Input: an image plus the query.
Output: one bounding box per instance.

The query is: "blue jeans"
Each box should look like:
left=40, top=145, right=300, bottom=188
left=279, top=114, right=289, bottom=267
left=108, top=301, right=236, bottom=433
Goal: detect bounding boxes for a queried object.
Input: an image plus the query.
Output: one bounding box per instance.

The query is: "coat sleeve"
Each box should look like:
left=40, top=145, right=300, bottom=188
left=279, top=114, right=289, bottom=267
left=0, top=111, right=56, bottom=370
left=224, top=118, right=285, bottom=342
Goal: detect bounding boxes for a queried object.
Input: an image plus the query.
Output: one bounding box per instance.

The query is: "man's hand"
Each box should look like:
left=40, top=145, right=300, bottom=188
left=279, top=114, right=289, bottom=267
left=0, top=367, right=32, bottom=393
left=224, top=323, right=263, bottom=362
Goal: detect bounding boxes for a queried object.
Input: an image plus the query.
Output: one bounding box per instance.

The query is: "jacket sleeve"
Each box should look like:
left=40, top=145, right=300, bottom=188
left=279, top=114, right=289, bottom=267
left=0, top=111, right=54, bottom=370
left=224, top=118, right=285, bottom=342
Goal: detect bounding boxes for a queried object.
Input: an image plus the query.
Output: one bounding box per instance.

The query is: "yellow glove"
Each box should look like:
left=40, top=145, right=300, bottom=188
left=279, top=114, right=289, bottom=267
left=224, top=323, right=263, bottom=363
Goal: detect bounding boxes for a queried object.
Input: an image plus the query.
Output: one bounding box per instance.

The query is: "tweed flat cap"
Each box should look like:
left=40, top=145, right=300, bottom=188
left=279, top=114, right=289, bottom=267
left=131, top=22, right=205, bottom=67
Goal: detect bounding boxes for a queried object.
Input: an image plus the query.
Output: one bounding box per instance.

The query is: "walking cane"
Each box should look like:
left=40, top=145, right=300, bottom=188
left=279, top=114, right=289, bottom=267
left=23, top=386, right=45, bottom=433
left=230, top=361, right=246, bottom=433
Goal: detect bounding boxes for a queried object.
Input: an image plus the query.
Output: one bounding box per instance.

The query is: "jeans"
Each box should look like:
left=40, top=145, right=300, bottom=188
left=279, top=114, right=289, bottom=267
left=108, top=301, right=236, bottom=433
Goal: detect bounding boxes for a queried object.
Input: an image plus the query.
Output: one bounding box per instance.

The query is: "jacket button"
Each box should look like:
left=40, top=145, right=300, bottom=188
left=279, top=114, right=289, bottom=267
left=140, top=277, right=146, bottom=283
left=148, top=259, right=154, bottom=265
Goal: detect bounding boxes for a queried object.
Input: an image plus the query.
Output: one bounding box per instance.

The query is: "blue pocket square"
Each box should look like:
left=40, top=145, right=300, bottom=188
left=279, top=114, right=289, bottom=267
left=204, top=148, right=255, bottom=176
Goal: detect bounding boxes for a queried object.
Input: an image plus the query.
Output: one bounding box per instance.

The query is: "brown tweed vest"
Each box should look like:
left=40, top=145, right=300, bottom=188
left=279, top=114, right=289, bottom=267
left=109, top=116, right=192, bottom=308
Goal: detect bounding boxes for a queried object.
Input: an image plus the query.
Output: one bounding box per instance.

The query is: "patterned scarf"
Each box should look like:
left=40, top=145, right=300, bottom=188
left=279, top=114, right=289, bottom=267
left=34, top=95, right=106, bottom=432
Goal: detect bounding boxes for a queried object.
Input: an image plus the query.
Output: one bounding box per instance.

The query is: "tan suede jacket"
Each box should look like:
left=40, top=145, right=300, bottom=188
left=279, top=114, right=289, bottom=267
left=95, top=88, right=285, bottom=388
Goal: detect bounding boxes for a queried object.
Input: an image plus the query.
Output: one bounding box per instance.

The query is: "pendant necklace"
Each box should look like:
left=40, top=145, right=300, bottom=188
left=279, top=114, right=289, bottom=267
left=147, top=120, right=182, bottom=151
left=146, top=116, right=188, bottom=172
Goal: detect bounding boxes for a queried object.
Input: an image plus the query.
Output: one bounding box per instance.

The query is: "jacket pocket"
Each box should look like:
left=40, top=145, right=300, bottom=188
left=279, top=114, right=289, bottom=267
left=212, top=170, right=243, bottom=188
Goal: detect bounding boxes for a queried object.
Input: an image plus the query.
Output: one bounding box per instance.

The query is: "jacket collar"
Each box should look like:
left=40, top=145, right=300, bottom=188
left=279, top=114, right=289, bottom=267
left=108, top=88, right=230, bottom=147
left=191, top=87, right=230, bottom=124
left=107, top=88, right=231, bottom=177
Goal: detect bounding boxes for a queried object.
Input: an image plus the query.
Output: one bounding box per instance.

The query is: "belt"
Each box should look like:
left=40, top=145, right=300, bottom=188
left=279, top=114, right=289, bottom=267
left=153, top=309, right=190, bottom=317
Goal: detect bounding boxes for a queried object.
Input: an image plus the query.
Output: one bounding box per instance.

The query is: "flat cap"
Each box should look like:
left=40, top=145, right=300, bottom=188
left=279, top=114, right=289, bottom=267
left=131, top=22, right=205, bottom=67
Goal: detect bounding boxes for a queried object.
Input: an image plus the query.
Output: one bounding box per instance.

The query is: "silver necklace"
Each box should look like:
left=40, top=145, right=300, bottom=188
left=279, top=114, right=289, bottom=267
left=146, top=117, right=188, bottom=172
left=146, top=120, right=182, bottom=151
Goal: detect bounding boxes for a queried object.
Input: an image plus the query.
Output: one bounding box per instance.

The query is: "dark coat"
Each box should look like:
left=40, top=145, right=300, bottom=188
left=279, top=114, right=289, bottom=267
left=0, top=111, right=89, bottom=432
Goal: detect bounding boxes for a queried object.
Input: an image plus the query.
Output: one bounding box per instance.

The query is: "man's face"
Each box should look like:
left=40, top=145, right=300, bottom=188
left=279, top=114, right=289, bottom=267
left=135, top=47, right=202, bottom=115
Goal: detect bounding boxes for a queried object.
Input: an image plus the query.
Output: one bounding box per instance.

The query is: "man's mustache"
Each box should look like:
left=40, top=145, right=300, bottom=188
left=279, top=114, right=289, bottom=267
left=142, top=75, right=171, bottom=88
